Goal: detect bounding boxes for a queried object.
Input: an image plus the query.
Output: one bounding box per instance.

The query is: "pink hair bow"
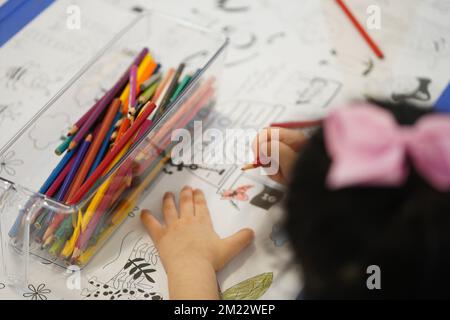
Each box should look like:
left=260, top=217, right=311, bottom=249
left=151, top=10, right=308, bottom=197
left=324, top=104, right=450, bottom=191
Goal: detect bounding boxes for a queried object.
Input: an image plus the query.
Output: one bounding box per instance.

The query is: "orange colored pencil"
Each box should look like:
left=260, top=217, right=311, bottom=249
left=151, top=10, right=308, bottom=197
left=113, top=117, right=130, bottom=145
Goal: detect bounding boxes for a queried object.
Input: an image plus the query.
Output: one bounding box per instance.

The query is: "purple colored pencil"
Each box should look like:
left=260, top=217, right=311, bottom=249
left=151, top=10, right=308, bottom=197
left=58, top=135, right=93, bottom=201
left=128, top=65, right=138, bottom=113
left=68, top=48, right=149, bottom=150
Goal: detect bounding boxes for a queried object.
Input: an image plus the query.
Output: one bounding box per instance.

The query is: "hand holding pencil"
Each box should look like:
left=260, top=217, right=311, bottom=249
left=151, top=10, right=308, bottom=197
left=243, top=126, right=309, bottom=185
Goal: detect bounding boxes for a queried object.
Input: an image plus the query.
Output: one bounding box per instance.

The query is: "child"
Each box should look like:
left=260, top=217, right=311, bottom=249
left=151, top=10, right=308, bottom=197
left=140, top=101, right=450, bottom=299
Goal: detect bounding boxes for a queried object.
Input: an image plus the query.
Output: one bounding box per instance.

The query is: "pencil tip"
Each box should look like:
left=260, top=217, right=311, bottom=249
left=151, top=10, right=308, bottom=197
left=68, top=141, right=77, bottom=150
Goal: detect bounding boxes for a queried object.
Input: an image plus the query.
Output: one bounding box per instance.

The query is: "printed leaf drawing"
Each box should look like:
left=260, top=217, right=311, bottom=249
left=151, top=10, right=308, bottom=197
left=81, top=239, right=162, bottom=300
left=221, top=272, right=273, bottom=300
left=125, top=258, right=156, bottom=283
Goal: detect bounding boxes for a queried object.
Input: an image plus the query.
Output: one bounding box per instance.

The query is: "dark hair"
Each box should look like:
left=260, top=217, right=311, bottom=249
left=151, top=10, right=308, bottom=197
left=285, top=101, right=450, bottom=299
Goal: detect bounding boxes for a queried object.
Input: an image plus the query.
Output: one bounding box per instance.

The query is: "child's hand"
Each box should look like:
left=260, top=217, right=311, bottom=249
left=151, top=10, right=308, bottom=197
left=253, top=128, right=307, bottom=184
left=141, top=186, right=254, bottom=299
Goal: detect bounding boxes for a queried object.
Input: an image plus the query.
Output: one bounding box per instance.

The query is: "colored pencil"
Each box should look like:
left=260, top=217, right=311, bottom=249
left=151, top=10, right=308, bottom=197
left=149, top=69, right=176, bottom=120
left=68, top=48, right=148, bottom=151
left=114, top=117, right=130, bottom=144
left=67, top=100, right=100, bottom=136
left=241, top=119, right=323, bottom=171
left=136, top=57, right=158, bottom=92
left=159, top=63, right=185, bottom=111
left=120, top=54, right=157, bottom=114
left=335, top=0, right=384, bottom=60
left=170, top=74, right=192, bottom=103
left=130, top=80, right=160, bottom=117
left=62, top=139, right=134, bottom=258
left=39, top=148, right=77, bottom=194
left=87, top=112, right=121, bottom=178
left=68, top=99, right=121, bottom=200
left=242, top=128, right=262, bottom=171
left=270, top=119, right=323, bottom=129
left=57, top=135, right=92, bottom=199
left=128, top=65, right=138, bottom=115
left=140, top=72, right=161, bottom=92
left=42, top=135, right=92, bottom=242
left=69, top=101, right=157, bottom=205
left=152, top=68, right=175, bottom=105
left=55, top=134, right=74, bottom=155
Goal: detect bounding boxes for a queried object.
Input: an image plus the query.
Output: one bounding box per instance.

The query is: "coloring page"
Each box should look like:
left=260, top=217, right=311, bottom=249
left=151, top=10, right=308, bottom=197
left=1, top=0, right=449, bottom=300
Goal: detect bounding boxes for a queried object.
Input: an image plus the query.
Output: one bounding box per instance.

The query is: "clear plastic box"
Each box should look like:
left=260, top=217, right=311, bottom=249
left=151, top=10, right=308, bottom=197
left=0, top=11, right=227, bottom=288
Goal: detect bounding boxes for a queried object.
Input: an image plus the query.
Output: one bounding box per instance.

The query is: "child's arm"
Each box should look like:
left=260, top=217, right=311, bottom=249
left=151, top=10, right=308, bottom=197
left=253, top=128, right=307, bottom=184
left=141, top=186, right=254, bottom=300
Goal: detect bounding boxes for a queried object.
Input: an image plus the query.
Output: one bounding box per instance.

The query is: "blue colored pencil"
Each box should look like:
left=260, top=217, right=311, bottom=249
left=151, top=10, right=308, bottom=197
left=40, top=148, right=77, bottom=194
left=37, top=135, right=92, bottom=241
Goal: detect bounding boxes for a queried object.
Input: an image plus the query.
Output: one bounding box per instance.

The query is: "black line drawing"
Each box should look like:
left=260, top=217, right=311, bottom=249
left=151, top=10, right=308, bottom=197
left=190, top=8, right=220, bottom=28
left=127, top=206, right=139, bottom=218
left=267, top=31, right=286, bottom=44
left=0, top=150, right=24, bottom=177
left=131, top=6, right=144, bottom=13
left=0, top=283, right=5, bottom=290
left=82, top=238, right=163, bottom=300
left=270, top=223, right=288, bottom=247
left=102, top=230, right=136, bottom=269
left=23, top=283, right=51, bottom=300
left=392, top=77, right=432, bottom=102
left=362, top=58, right=374, bottom=76
left=3, top=61, right=58, bottom=95
left=123, top=257, right=156, bottom=283
left=182, top=50, right=210, bottom=67
left=221, top=25, right=260, bottom=67
left=225, top=52, right=259, bottom=68
left=217, top=0, right=250, bottom=13
left=272, top=75, right=342, bottom=110
left=163, top=157, right=226, bottom=176
left=223, top=26, right=257, bottom=50
left=0, top=102, right=22, bottom=126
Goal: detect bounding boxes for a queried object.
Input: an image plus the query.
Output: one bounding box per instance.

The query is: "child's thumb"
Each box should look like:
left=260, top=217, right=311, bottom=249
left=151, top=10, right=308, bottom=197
left=221, top=228, right=255, bottom=265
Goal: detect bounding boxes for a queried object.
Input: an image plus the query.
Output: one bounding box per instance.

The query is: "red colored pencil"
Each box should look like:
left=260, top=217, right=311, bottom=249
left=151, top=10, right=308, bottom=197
left=270, top=119, right=323, bottom=129
left=69, top=102, right=157, bottom=205
left=335, top=0, right=384, bottom=60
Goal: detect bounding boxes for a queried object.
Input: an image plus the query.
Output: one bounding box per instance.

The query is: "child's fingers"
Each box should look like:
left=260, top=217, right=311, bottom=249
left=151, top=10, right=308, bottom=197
left=162, top=192, right=178, bottom=225
left=252, top=128, right=306, bottom=156
left=221, top=228, right=254, bottom=265
left=193, top=189, right=212, bottom=225
left=141, top=209, right=164, bottom=241
left=179, top=186, right=195, bottom=218
left=259, top=141, right=298, bottom=184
